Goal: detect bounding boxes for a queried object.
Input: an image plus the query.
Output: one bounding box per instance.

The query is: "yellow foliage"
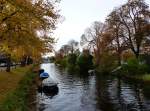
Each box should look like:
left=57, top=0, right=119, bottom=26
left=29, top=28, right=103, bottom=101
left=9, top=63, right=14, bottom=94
left=0, top=0, right=59, bottom=61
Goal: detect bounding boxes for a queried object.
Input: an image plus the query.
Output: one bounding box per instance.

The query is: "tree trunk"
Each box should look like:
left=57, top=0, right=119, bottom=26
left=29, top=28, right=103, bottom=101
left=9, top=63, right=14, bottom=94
left=94, top=49, right=100, bottom=66
left=116, top=30, right=121, bottom=66
left=25, top=56, right=29, bottom=65
left=117, top=52, right=121, bottom=66
left=135, top=52, right=139, bottom=59
left=6, top=55, right=11, bottom=72
left=131, top=46, right=140, bottom=59
left=134, top=47, right=140, bottom=59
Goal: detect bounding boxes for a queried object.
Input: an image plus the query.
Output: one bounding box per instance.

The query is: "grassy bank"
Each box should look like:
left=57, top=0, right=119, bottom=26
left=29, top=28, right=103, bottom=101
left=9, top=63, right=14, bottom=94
left=142, top=74, right=150, bottom=81
left=0, top=65, right=36, bottom=111
left=131, top=74, right=150, bottom=83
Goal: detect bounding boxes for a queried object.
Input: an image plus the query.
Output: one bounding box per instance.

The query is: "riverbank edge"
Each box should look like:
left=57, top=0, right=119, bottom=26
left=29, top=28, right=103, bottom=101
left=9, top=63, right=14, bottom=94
left=27, top=66, right=41, bottom=111
left=96, top=69, right=150, bottom=84
left=111, top=72, right=150, bottom=84
left=0, top=65, right=38, bottom=111
left=121, top=74, right=150, bottom=84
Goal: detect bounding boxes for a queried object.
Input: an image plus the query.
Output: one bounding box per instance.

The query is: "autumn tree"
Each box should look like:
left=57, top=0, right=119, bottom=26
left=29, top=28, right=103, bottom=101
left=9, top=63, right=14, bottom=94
left=77, top=49, right=93, bottom=72
left=106, top=10, right=126, bottom=65
left=80, top=21, right=108, bottom=65
left=0, top=0, right=60, bottom=71
left=115, top=0, right=150, bottom=59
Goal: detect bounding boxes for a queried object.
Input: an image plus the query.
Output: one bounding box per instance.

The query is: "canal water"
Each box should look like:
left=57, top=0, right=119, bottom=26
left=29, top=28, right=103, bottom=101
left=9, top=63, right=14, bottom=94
left=37, top=63, right=150, bottom=111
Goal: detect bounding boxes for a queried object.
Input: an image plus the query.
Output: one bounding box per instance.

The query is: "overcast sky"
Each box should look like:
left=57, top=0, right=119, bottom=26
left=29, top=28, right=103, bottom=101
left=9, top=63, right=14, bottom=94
left=53, top=0, right=150, bottom=50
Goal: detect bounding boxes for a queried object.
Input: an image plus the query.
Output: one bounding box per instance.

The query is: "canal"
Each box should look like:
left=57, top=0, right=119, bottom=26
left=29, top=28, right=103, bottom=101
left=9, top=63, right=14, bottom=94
left=37, top=63, right=150, bottom=111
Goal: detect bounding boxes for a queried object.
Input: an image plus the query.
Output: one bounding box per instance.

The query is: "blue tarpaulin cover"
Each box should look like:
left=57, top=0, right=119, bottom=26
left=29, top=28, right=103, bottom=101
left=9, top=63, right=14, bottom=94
left=40, top=72, right=49, bottom=78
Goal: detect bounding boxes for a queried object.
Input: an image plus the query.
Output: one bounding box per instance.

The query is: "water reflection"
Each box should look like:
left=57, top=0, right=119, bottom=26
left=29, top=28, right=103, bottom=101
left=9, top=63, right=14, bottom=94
left=95, top=75, right=150, bottom=111
left=37, top=63, right=150, bottom=111
left=38, top=85, right=59, bottom=99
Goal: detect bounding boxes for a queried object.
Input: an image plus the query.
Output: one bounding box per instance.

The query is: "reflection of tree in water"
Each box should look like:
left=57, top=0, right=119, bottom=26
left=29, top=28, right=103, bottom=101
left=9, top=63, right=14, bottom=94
left=38, top=85, right=59, bottom=99
left=120, top=80, right=150, bottom=111
left=95, top=75, right=150, bottom=111
left=95, top=75, right=116, bottom=111
left=68, top=69, right=90, bottom=86
left=133, top=84, right=144, bottom=110
left=142, top=85, right=150, bottom=99
left=113, top=78, right=146, bottom=111
left=38, top=103, right=47, bottom=111
left=39, top=63, right=150, bottom=111
left=37, top=86, right=58, bottom=111
left=116, top=78, right=135, bottom=111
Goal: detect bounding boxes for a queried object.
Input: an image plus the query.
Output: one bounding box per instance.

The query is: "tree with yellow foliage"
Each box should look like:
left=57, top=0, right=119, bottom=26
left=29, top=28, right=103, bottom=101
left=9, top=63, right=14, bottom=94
left=0, top=0, right=60, bottom=71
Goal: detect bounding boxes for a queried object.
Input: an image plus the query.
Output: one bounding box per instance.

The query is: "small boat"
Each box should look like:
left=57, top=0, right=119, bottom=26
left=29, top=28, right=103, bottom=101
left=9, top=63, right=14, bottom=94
left=42, top=79, right=58, bottom=86
left=38, top=69, right=58, bottom=94
left=38, top=85, right=59, bottom=97
left=88, top=69, right=95, bottom=74
left=40, top=72, right=49, bottom=80
left=38, top=69, right=44, bottom=75
left=38, top=77, right=59, bottom=97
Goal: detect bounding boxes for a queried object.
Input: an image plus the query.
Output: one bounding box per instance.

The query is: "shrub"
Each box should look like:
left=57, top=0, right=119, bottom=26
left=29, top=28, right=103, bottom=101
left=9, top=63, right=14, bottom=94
left=59, top=57, right=67, bottom=67
left=139, top=54, right=150, bottom=66
left=121, top=58, right=150, bottom=75
left=77, top=53, right=93, bottom=72
left=55, top=57, right=67, bottom=68
left=67, top=54, right=77, bottom=65
left=97, top=53, right=117, bottom=73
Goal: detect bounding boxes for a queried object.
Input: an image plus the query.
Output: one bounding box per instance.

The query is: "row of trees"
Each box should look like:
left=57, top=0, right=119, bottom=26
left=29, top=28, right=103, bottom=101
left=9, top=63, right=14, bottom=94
left=55, top=39, right=93, bottom=72
left=55, top=39, right=79, bottom=67
left=55, top=0, right=150, bottom=74
left=0, top=0, right=60, bottom=71
left=53, top=0, right=150, bottom=74
left=81, top=0, right=150, bottom=68
left=59, top=39, right=79, bottom=56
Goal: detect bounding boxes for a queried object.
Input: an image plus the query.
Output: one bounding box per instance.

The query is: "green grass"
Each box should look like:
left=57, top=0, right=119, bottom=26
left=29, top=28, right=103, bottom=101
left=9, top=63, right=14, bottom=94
left=0, top=66, right=36, bottom=111
left=130, top=74, right=150, bottom=82
left=142, top=74, right=150, bottom=81
left=0, top=66, right=32, bottom=103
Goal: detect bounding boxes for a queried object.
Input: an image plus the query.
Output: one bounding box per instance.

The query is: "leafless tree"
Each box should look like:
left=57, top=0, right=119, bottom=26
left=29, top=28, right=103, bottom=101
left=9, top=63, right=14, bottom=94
left=80, top=21, right=107, bottom=65
left=106, top=10, right=127, bottom=65
left=68, top=39, right=79, bottom=54
left=60, top=44, right=71, bottom=56
left=116, top=0, right=150, bottom=58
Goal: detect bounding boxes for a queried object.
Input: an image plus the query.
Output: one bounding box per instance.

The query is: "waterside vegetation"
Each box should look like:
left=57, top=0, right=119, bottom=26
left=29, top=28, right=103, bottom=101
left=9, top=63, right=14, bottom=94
left=0, top=65, right=36, bottom=111
left=54, top=0, right=150, bottom=82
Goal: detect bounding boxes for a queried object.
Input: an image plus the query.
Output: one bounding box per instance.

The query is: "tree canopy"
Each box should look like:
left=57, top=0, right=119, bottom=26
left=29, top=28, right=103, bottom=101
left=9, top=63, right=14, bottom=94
left=0, top=0, right=60, bottom=62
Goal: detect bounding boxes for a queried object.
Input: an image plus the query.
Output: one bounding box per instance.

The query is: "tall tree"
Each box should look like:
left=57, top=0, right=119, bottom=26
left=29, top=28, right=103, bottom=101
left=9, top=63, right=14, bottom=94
left=80, top=21, right=107, bottom=65
left=68, top=39, right=79, bottom=54
left=0, top=0, right=60, bottom=71
left=116, top=0, right=150, bottom=58
left=106, top=10, right=126, bottom=65
left=60, top=44, right=71, bottom=56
